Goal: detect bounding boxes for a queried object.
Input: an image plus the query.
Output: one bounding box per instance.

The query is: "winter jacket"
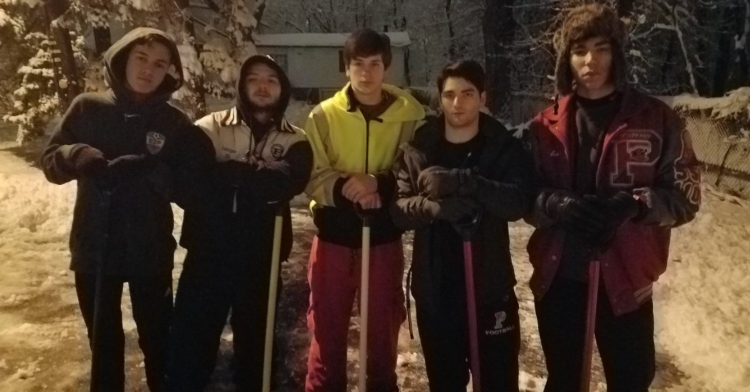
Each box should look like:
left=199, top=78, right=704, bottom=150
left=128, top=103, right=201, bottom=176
left=41, top=27, right=215, bottom=277
left=179, top=55, right=312, bottom=262
left=391, top=114, right=534, bottom=313
left=525, top=88, right=701, bottom=316
left=304, top=83, right=425, bottom=248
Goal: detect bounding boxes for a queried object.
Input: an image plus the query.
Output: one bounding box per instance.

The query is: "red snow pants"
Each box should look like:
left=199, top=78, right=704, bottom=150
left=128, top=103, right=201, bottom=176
left=305, top=236, right=406, bottom=392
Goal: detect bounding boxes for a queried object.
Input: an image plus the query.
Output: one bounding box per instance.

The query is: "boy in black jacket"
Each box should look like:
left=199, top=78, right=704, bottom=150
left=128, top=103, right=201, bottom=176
left=41, top=28, right=214, bottom=392
left=391, top=60, right=533, bottom=392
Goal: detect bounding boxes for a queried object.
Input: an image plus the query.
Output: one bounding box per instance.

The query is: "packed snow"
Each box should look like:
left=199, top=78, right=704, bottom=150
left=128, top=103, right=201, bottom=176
left=0, top=132, right=748, bottom=391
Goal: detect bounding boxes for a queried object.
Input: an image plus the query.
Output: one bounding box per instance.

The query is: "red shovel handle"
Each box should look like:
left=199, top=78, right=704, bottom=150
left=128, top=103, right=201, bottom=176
left=463, top=240, right=482, bottom=392
left=580, top=260, right=601, bottom=392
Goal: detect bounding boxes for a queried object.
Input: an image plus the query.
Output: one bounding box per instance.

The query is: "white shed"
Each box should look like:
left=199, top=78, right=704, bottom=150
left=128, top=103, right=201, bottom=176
left=254, top=32, right=412, bottom=101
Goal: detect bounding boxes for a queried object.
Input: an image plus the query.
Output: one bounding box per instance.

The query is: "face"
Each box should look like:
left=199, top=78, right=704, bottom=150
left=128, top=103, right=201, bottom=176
left=440, top=77, right=485, bottom=129
left=125, top=42, right=172, bottom=95
left=346, top=54, right=386, bottom=97
left=570, top=36, right=615, bottom=97
left=244, top=62, right=282, bottom=110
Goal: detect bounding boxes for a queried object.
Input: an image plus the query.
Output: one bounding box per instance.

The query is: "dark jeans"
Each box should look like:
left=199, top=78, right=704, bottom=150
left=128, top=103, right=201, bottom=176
left=416, top=283, right=521, bottom=392
left=75, top=272, right=172, bottom=392
left=165, top=251, right=279, bottom=392
left=535, top=277, right=656, bottom=392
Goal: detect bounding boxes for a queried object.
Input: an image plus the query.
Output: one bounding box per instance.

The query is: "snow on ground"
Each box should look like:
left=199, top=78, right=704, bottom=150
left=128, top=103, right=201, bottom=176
left=0, top=136, right=749, bottom=391
left=655, top=190, right=750, bottom=392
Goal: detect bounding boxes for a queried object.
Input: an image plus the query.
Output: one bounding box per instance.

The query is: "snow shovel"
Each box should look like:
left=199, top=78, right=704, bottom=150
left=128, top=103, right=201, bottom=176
left=455, top=212, right=482, bottom=392
left=90, top=182, right=112, bottom=391
left=580, top=259, right=601, bottom=392
left=262, top=203, right=285, bottom=392
left=358, top=213, right=372, bottom=392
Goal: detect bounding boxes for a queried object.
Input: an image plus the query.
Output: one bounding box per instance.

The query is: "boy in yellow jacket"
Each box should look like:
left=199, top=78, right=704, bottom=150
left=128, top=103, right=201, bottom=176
left=304, top=28, right=425, bottom=392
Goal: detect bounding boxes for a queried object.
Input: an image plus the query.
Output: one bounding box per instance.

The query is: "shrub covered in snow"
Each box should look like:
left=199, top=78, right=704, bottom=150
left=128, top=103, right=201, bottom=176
left=662, top=87, right=750, bottom=121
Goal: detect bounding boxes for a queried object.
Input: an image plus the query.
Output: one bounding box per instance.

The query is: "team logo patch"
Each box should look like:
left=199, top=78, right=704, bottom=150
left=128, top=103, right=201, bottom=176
left=271, top=144, right=285, bottom=159
left=485, top=311, right=516, bottom=336
left=610, top=129, right=663, bottom=187
left=494, top=311, right=507, bottom=329
left=146, top=132, right=166, bottom=155
left=627, top=140, right=652, bottom=162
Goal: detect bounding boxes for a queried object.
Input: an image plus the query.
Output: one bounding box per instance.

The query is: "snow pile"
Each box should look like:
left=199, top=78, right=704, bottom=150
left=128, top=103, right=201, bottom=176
left=0, top=171, right=75, bottom=245
left=0, top=9, right=12, bottom=27
left=128, top=0, right=156, bottom=11
left=659, top=87, right=750, bottom=120
left=655, top=191, right=750, bottom=392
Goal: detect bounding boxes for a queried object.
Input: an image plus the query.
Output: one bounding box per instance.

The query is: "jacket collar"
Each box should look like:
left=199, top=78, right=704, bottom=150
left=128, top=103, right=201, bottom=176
left=410, top=112, right=512, bottom=170
left=220, top=107, right=295, bottom=133
left=540, top=87, right=648, bottom=155
left=542, top=87, right=647, bottom=123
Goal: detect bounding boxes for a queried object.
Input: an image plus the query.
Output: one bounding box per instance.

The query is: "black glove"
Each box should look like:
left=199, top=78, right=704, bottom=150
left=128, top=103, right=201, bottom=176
left=543, top=191, right=607, bottom=238
left=424, top=197, right=478, bottom=223
left=584, top=191, right=645, bottom=248
left=216, top=160, right=256, bottom=188
left=107, top=154, right=155, bottom=182
left=418, top=166, right=474, bottom=199
left=70, top=145, right=107, bottom=178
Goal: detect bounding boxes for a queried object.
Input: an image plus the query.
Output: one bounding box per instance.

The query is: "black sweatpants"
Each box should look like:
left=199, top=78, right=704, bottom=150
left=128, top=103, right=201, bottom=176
left=416, top=282, right=520, bottom=392
left=535, top=277, right=655, bottom=392
left=75, top=272, right=173, bottom=392
left=165, top=251, right=280, bottom=392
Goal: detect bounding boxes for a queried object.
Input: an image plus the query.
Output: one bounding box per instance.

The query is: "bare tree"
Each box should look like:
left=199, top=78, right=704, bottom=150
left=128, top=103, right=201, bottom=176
left=176, top=0, right=208, bottom=118
left=44, top=0, right=81, bottom=109
left=483, top=0, right=515, bottom=115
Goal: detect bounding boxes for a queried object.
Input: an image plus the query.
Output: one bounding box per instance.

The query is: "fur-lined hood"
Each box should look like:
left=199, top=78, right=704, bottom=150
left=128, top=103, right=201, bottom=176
left=554, top=3, right=629, bottom=95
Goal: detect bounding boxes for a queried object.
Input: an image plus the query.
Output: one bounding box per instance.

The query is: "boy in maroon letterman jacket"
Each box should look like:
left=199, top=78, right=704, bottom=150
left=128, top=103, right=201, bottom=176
left=525, top=4, right=701, bottom=392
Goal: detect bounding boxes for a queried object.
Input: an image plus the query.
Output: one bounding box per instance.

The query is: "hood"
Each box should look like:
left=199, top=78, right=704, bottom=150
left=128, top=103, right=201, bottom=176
left=330, top=83, right=425, bottom=123
left=235, top=54, right=292, bottom=127
left=553, top=3, right=629, bottom=95
left=103, top=27, right=184, bottom=104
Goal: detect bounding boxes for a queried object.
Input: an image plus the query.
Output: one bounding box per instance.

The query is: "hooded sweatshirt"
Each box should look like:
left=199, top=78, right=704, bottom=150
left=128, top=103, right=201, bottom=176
left=41, top=27, right=215, bottom=277
left=180, top=55, right=312, bottom=262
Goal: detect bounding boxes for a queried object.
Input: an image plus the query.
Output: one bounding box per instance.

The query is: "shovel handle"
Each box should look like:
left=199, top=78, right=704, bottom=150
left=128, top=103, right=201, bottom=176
left=262, top=204, right=285, bottom=392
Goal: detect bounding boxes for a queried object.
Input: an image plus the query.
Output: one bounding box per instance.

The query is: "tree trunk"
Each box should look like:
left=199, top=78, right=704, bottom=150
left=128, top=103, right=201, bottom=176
left=93, top=26, right=111, bottom=56
left=254, top=0, right=266, bottom=29
left=446, top=0, right=457, bottom=59
left=483, top=0, right=515, bottom=116
left=44, top=0, right=81, bottom=110
left=616, top=0, right=634, bottom=18
left=89, top=0, right=111, bottom=56
left=710, top=5, right=733, bottom=96
left=735, top=0, right=750, bottom=89
left=176, top=0, right=207, bottom=118
left=661, top=35, right=676, bottom=88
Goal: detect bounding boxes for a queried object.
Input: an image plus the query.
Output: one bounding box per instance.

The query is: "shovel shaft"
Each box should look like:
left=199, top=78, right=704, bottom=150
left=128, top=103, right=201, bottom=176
left=463, top=240, right=482, bottom=392
left=262, top=211, right=284, bottom=392
left=580, top=260, right=601, bottom=392
left=90, top=187, right=111, bottom=390
left=358, top=221, right=371, bottom=392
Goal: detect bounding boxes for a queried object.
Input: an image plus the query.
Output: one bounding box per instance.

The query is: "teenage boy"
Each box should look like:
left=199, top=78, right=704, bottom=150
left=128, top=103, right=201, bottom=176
left=165, top=54, right=312, bottom=392
left=303, top=28, right=425, bottom=392
left=525, top=4, right=701, bottom=391
left=41, top=27, right=214, bottom=392
left=391, top=60, right=533, bottom=392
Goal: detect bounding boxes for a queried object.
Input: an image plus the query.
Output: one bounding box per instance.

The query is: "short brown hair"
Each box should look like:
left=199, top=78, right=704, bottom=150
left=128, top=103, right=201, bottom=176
left=343, top=28, right=392, bottom=69
left=437, top=60, right=486, bottom=94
